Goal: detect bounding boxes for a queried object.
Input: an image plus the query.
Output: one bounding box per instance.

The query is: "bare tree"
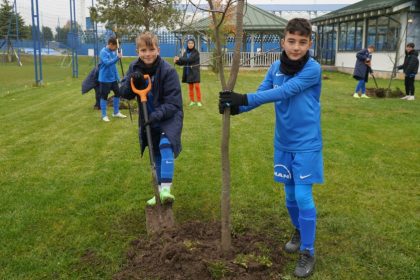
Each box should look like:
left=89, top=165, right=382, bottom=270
left=189, top=0, right=245, bottom=253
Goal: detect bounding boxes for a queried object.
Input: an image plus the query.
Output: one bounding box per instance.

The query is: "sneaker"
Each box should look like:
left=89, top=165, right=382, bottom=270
left=102, top=116, right=110, bottom=122
left=285, top=229, right=301, bottom=253
left=407, top=96, right=415, bottom=101
left=189, top=101, right=196, bottom=106
left=361, top=94, right=370, bottom=98
left=112, top=112, right=127, bottom=118
left=146, top=189, right=175, bottom=206
left=197, top=102, right=202, bottom=107
left=294, top=250, right=315, bottom=278
left=353, top=93, right=360, bottom=98
left=400, top=95, right=410, bottom=100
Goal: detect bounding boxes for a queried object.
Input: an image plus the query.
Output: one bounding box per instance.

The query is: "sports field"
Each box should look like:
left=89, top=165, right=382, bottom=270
left=0, top=55, right=419, bottom=279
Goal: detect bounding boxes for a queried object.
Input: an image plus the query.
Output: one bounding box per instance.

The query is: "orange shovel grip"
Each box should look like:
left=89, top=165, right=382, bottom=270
left=130, top=74, right=152, bottom=102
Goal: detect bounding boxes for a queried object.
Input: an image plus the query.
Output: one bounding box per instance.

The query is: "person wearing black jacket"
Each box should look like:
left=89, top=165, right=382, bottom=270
left=119, top=32, right=183, bottom=206
left=174, top=39, right=202, bottom=107
left=397, top=43, right=419, bottom=101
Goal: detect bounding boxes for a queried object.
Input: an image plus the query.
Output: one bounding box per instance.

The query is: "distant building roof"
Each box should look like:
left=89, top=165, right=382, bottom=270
left=311, top=0, right=415, bottom=24
left=176, top=3, right=288, bottom=34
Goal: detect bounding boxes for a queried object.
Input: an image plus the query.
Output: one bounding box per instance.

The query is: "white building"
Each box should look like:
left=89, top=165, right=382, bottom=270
left=311, top=0, right=420, bottom=79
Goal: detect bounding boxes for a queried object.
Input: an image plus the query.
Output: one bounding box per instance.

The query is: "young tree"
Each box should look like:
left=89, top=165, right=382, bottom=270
left=94, top=0, right=181, bottom=32
left=189, top=0, right=245, bottom=252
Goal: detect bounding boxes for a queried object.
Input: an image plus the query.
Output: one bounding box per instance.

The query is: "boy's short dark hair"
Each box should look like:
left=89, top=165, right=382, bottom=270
left=108, top=37, right=117, bottom=46
left=136, top=32, right=159, bottom=49
left=284, top=18, right=312, bottom=38
left=407, top=42, right=415, bottom=48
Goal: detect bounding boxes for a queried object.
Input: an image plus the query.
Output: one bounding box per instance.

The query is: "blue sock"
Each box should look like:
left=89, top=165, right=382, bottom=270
left=100, top=99, right=107, bottom=118
left=113, top=97, right=120, bottom=114
left=159, top=137, right=174, bottom=183
left=284, top=184, right=300, bottom=230
left=299, top=208, right=316, bottom=256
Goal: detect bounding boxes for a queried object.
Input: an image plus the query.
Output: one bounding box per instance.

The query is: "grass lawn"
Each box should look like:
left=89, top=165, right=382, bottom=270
left=0, top=56, right=419, bottom=279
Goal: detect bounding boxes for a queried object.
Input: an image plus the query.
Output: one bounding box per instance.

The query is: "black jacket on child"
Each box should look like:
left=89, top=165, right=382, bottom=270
left=175, top=48, right=200, bottom=83
left=398, top=50, right=419, bottom=76
left=353, top=48, right=372, bottom=82
left=120, top=56, right=183, bottom=158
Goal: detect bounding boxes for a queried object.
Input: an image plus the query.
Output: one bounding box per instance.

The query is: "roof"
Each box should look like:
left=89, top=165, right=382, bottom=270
left=311, top=0, right=415, bottom=24
left=176, top=3, right=288, bottom=34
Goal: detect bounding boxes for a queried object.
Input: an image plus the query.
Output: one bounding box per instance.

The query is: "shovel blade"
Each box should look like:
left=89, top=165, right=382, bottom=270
left=145, top=203, right=175, bottom=234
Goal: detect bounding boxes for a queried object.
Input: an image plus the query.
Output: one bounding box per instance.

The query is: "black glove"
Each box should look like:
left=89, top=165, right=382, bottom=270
left=219, top=102, right=240, bottom=115
left=219, top=90, right=248, bottom=107
left=143, top=111, right=163, bottom=127
left=131, top=71, right=147, bottom=90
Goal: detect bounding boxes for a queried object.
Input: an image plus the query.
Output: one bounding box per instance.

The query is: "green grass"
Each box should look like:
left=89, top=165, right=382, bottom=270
left=0, top=57, right=419, bottom=279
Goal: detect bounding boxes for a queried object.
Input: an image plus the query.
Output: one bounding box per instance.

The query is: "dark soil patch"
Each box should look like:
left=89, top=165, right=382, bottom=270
left=365, top=87, right=404, bottom=98
left=113, top=221, right=287, bottom=280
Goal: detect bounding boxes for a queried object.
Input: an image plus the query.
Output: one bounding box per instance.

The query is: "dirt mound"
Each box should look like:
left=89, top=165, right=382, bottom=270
left=113, top=221, right=287, bottom=280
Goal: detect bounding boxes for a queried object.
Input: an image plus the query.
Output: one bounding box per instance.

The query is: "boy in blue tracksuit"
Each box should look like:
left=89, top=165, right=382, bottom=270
left=98, top=37, right=127, bottom=122
left=119, top=32, right=183, bottom=206
left=219, top=18, right=322, bottom=278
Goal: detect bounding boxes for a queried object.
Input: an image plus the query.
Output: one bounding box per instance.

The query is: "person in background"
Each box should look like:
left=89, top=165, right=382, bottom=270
left=397, top=42, right=419, bottom=101
left=174, top=38, right=202, bottom=107
left=353, top=45, right=375, bottom=98
left=98, top=37, right=127, bottom=121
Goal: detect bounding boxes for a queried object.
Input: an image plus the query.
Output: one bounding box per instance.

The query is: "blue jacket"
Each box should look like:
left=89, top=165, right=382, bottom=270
left=98, top=47, right=120, bottom=82
left=240, top=58, right=323, bottom=153
left=353, top=48, right=372, bottom=82
left=120, top=57, right=183, bottom=158
left=81, top=65, right=99, bottom=94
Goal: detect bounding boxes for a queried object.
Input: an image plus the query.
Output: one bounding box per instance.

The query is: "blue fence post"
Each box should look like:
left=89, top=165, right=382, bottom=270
left=31, top=0, right=43, bottom=85
left=70, top=0, right=78, bottom=78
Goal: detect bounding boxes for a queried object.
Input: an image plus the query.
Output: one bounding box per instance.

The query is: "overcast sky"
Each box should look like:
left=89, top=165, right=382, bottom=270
left=18, top=0, right=361, bottom=30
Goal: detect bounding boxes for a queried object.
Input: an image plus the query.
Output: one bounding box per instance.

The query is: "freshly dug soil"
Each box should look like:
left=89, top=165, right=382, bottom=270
left=113, top=221, right=287, bottom=280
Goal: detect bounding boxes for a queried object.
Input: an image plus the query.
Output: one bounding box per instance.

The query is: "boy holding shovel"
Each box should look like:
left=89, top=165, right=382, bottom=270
left=120, top=32, right=183, bottom=206
left=219, top=18, right=322, bottom=278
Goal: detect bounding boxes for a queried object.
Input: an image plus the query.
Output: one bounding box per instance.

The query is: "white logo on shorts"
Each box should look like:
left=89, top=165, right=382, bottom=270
left=299, top=174, right=312, bottom=180
left=274, top=164, right=292, bottom=179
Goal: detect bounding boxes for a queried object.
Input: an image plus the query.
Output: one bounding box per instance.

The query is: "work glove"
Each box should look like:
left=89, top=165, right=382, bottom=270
left=218, top=102, right=240, bottom=115
left=131, top=71, right=147, bottom=90
left=219, top=90, right=248, bottom=108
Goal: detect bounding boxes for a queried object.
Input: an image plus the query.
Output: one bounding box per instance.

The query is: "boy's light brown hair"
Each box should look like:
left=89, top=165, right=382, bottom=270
left=136, top=32, right=159, bottom=49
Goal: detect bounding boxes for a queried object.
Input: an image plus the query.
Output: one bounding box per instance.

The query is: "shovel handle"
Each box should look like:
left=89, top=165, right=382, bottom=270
left=130, top=75, right=152, bottom=102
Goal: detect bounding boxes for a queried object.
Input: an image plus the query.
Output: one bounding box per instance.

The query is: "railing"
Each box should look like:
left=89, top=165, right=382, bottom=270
left=200, top=51, right=280, bottom=67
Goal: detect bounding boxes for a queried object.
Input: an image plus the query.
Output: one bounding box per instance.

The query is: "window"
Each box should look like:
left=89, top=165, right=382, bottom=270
left=339, top=22, right=347, bottom=51
left=366, top=15, right=400, bottom=51
left=346, top=22, right=356, bottom=50
left=406, top=13, right=419, bottom=49
left=338, top=21, right=363, bottom=51
left=355, top=20, right=363, bottom=50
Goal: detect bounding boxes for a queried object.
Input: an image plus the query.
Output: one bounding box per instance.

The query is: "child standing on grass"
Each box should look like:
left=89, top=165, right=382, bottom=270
left=397, top=42, right=419, bottom=101
left=353, top=45, right=375, bottom=98
left=98, top=37, right=127, bottom=121
left=174, top=38, right=202, bottom=107
left=120, top=32, right=183, bottom=206
left=219, top=18, right=322, bottom=278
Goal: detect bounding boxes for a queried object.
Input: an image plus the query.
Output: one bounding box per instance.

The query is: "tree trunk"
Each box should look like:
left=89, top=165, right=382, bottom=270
left=207, top=0, right=245, bottom=254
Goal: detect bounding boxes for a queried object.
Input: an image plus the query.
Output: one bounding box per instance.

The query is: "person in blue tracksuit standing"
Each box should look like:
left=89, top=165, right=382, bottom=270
left=98, top=37, right=127, bottom=122
left=120, top=32, right=183, bottom=206
left=219, top=18, right=322, bottom=278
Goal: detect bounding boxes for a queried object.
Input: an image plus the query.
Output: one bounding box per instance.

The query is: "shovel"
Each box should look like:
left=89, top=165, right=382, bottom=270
left=369, top=67, right=379, bottom=89
left=130, top=75, right=175, bottom=234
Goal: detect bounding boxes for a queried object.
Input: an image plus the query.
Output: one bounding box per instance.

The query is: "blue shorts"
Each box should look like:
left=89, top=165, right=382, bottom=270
left=274, top=150, right=324, bottom=185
